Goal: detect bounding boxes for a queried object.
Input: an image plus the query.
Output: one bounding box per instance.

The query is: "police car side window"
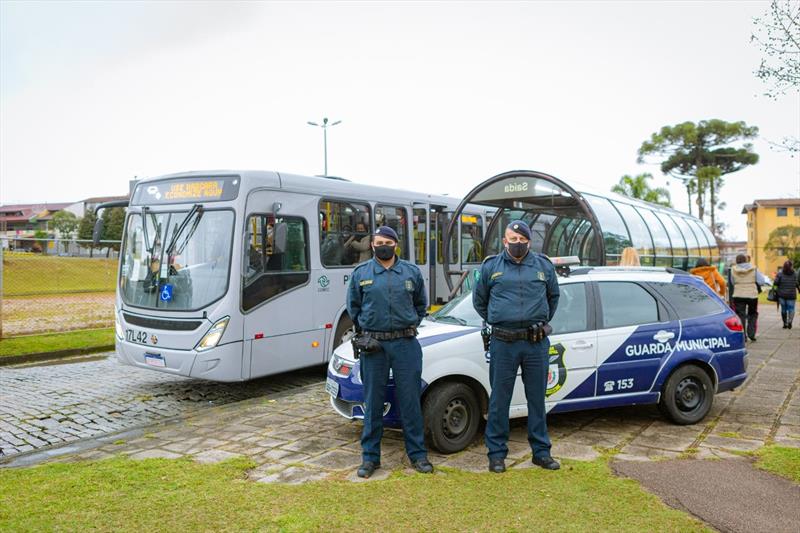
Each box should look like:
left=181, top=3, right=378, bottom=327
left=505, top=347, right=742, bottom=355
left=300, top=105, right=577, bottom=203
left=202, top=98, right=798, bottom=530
left=549, top=283, right=588, bottom=334
left=598, top=282, right=659, bottom=328
left=242, top=215, right=310, bottom=312
left=650, top=282, right=724, bottom=319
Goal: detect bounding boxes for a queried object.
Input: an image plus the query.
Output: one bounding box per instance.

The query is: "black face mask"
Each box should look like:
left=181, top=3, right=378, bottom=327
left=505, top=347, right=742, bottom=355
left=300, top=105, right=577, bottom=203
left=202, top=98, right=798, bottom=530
left=507, top=242, right=529, bottom=259
left=374, top=245, right=395, bottom=260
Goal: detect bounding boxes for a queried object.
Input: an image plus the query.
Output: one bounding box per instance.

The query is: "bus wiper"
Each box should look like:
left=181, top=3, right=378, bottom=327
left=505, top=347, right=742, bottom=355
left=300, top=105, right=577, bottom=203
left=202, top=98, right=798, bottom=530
left=141, top=207, right=160, bottom=255
left=166, top=204, right=204, bottom=257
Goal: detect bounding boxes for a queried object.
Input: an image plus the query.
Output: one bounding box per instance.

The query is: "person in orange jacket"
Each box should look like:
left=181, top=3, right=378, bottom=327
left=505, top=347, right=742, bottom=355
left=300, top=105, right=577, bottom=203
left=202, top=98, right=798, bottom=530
left=690, top=258, right=727, bottom=300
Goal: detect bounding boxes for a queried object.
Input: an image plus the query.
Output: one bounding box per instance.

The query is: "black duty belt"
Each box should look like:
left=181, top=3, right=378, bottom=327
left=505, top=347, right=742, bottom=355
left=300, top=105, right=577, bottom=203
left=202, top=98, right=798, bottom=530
left=492, top=323, right=551, bottom=343
left=491, top=327, right=531, bottom=342
left=365, top=327, right=418, bottom=340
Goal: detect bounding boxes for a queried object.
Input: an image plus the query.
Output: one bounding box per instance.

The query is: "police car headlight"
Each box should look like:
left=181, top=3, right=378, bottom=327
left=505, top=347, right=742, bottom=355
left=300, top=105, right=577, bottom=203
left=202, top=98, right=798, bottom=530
left=114, top=309, right=124, bottom=340
left=332, top=354, right=353, bottom=377
left=196, top=317, right=230, bottom=352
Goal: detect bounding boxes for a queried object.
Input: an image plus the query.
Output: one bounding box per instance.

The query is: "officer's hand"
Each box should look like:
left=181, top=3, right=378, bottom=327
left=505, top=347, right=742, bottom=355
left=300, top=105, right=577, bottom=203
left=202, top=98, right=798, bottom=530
left=542, top=324, right=553, bottom=337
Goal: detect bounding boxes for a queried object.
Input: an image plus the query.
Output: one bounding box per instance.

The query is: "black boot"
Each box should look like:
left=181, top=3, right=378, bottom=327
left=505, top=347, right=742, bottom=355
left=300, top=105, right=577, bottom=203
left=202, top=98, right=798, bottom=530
left=782, top=312, right=788, bottom=328
left=789, top=311, right=795, bottom=330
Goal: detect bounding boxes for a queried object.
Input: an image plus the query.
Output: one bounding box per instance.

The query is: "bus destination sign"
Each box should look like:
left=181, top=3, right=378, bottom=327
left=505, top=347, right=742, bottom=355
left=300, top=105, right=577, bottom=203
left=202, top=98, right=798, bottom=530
left=131, top=176, right=241, bottom=205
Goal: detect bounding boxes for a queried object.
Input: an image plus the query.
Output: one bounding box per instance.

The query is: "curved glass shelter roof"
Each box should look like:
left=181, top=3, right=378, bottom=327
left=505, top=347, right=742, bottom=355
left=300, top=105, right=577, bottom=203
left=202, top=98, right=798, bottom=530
left=443, top=170, right=720, bottom=288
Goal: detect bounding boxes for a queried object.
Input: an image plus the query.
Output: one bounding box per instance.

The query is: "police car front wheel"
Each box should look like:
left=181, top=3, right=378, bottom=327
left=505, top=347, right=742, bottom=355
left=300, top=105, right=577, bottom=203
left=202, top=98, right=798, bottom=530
left=659, top=364, right=714, bottom=425
left=423, top=382, right=482, bottom=454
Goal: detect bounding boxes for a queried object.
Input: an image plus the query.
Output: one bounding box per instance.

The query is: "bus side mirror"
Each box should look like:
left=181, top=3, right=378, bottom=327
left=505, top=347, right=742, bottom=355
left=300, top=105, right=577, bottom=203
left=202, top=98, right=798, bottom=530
left=92, top=217, right=104, bottom=246
left=273, top=222, right=288, bottom=254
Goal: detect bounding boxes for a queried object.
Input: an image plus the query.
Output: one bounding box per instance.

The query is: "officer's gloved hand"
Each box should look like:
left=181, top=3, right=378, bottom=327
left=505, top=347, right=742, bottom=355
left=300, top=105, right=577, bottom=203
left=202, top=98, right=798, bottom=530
left=541, top=323, right=553, bottom=337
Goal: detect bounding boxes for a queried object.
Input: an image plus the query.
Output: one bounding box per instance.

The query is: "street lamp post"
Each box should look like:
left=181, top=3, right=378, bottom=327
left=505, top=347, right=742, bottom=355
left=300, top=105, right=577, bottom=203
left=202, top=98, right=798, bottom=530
left=307, top=117, right=341, bottom=176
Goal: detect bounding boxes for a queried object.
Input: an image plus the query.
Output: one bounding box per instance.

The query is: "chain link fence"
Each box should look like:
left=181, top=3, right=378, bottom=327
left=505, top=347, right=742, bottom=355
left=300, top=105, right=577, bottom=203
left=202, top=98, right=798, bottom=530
left=1, top=238, right=121, bottom=338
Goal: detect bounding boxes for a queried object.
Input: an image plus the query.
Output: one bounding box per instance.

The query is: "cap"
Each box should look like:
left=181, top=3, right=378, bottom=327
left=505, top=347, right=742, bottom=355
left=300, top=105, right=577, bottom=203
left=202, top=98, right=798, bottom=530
left=506, top=220, right=531, bottom=240
left=374, top=225, right=399, bottom=243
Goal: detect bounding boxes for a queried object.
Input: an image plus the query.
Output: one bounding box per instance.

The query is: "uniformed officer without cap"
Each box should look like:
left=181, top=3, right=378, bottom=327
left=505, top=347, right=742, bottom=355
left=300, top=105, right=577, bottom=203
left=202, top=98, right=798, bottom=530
left=473, top=220, right=561, bottom=472
left=346, top=225, right=433, bottom=478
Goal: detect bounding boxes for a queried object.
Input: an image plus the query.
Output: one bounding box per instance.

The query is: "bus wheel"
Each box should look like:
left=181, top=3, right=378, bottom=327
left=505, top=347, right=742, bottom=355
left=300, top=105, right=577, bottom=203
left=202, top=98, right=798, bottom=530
left=423, top=381, right=481, bottom=454
left=332, top=315, right=354, bottom=353
left=659, top=364, right=714, bottom=425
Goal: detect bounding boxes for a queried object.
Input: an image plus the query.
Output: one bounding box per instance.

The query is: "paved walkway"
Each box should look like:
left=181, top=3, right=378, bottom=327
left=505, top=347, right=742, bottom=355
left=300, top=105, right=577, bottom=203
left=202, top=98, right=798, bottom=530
left=4, top=304, right=791, bottom=487
left=0, top=356, right=323, bottom=458
left=613, top=458, right=800, bottom=533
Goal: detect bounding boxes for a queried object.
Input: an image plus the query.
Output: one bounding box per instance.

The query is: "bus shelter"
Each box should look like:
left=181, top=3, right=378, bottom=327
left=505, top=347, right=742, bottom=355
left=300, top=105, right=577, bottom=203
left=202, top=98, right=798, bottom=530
left=442, top=170, right=720, bottom=291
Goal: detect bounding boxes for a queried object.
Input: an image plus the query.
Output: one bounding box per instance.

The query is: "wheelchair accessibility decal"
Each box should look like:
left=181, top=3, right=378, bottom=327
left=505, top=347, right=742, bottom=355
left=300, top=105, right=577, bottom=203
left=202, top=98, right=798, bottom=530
left=160, top=284, right=173, bottom=302
left=546, top=343, right=567, bottom=397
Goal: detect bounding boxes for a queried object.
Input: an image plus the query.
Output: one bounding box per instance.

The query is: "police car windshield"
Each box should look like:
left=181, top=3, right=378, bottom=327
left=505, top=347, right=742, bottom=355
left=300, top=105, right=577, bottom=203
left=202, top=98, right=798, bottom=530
left=430, top=290, right=482, bottom=327
left=119, top=210, right=234, bottom=310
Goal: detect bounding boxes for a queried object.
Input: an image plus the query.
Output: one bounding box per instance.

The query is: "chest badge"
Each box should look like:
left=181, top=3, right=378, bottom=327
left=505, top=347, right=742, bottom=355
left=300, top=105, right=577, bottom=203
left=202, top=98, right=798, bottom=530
left=538, top=271, right=546, bottom=281
left=405, top=279, right=414, bottom=292
left=491, top=272, right=503, bottom=280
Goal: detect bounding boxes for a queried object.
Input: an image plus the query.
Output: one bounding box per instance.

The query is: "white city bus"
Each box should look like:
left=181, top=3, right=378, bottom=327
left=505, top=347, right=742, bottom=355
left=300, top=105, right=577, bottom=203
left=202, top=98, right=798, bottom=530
left=110, top=171, right=492, bottom=382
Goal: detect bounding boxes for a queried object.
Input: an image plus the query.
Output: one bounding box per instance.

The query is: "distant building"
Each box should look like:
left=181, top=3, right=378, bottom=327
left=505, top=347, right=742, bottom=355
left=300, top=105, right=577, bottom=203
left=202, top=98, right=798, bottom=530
left=742, top=198, right=800, bottom=276
left=0, top=203, right=70, bottom=237
left=1, top=193, right=129, bottom=251
left=719, top=240, right=747, bottom=267
left=65, top=195, right=129, bottom=218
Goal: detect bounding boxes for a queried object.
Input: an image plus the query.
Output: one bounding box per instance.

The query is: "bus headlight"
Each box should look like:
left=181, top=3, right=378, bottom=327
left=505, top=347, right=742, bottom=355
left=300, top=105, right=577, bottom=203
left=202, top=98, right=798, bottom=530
left=115, top=310, right=124, bottom=340
left=196, top=317, right=230, bottom=352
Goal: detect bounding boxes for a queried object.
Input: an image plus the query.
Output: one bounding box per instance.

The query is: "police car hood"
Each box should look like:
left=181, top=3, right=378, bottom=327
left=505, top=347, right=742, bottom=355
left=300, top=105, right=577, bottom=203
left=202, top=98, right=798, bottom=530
left=333, top=319, right=479, bottom=362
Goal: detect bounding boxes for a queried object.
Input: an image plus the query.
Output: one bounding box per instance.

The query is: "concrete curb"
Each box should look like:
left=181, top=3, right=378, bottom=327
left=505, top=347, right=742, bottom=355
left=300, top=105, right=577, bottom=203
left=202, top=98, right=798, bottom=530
left=0, top=345, right=114, bottom=367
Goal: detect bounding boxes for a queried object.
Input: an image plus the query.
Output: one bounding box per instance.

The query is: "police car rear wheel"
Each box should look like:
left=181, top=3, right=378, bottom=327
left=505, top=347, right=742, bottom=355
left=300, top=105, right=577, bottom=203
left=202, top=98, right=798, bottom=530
left=423, top=382, right=481, bottom=454
left=659, top=365, right=714, bottom=425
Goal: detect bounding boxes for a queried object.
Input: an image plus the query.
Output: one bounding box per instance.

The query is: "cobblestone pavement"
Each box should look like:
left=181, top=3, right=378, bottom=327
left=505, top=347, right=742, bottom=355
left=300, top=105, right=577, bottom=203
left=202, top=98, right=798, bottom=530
left=0, top=356, right=325, bottom=458
left=5, top=306, right=798, bottom=485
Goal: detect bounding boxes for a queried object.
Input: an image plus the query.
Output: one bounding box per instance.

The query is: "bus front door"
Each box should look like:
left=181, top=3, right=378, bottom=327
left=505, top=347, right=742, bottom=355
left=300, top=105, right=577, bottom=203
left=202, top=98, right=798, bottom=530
left=243, top=191, right=325, bottom=378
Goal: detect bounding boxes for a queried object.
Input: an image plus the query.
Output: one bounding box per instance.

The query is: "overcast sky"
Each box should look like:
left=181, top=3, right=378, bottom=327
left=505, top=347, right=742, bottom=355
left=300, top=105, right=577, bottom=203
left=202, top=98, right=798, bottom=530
left=1, top=0, right=798, bottom=240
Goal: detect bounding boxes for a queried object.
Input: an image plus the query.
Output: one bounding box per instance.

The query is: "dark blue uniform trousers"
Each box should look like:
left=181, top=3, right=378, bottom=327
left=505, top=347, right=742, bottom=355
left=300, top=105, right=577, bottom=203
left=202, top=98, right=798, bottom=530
left=485, top=337, right=552, bottom=460
left=360, top=337, right=427, bottom=463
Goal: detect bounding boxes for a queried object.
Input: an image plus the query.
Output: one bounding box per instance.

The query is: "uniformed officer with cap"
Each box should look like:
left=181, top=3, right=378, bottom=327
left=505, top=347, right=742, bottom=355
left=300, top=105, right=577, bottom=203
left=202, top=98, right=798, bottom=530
left=473, top=220, right=561, bottom=473
left=346, top=225, right=434, bottom=478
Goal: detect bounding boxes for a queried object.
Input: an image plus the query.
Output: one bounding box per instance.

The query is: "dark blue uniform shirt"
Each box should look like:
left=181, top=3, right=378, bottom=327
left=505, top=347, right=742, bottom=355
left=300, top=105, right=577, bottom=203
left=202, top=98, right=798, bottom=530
left=347, top=257, right=428, bottom=332
left=473, top=250, right=560, bottom=328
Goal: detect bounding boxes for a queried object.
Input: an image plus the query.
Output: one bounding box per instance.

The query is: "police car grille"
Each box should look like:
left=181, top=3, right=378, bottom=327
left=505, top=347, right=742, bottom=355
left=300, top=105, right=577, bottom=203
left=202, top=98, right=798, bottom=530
left=123, top=313, right=203, bottom=331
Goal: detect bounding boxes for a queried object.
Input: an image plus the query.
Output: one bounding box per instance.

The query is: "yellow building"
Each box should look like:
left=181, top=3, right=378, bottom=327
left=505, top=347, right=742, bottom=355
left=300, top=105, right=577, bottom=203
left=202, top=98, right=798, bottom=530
left=741, top=199, right=800, bottom=277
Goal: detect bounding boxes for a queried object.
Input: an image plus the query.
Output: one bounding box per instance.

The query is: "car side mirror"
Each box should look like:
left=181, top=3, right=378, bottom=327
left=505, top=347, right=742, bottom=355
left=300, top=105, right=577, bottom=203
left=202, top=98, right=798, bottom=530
left=92, top=217, right=104, bottom=246
left=273, top=222, right=288, bottom=254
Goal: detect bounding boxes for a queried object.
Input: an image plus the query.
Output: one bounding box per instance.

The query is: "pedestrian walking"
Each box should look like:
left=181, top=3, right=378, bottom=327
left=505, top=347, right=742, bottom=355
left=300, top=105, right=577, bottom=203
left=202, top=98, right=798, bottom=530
left=730, top=254, right=768, bottom=341
left=690, top=258, right=727, bottom=300
left=773, top=260, right=799, bottom=329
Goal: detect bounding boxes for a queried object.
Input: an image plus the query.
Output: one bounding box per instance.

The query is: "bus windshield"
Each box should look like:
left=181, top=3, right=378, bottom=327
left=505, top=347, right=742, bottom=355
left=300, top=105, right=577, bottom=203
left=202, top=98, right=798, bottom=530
left=119, top=209, right=234, bottom=310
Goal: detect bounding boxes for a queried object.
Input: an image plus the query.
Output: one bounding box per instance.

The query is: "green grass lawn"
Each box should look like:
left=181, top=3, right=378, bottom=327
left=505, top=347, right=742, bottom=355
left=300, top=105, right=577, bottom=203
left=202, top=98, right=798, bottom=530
left=2, top=253, right=117, bottom=296
left=0, top=456, right=708, bottom=532
left=755, top=446, right=800, bottom=483
left=0, top=328, right=114, bottom=358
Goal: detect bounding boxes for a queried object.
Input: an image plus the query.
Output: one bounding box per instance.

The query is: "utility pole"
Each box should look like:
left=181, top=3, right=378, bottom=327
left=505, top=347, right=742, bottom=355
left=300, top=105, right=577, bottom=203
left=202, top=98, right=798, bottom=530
left=307, top=117, right=341, bottom=176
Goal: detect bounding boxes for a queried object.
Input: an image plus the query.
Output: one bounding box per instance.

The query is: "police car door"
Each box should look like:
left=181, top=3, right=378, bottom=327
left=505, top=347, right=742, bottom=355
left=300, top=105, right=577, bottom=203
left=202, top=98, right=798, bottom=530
left=509, top=281, right=597, bottom=414
left=593, top=280, right=679, bottom=397
left=242, top=191, right=324, bottom=378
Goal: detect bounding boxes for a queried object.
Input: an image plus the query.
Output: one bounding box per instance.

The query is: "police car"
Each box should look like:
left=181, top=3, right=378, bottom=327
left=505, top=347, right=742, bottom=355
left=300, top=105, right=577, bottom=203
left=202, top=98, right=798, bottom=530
left=326, top=265, right=748, bottom=453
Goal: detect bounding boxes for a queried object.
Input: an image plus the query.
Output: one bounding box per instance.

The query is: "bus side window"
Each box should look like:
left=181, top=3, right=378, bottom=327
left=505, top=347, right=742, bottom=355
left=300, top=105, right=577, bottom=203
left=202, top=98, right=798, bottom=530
left=413, top=208, right=427, bottom=265
left=460, top=213, right=483, bottom=263
left=243, top=215, right=310, bottom=311
left=319, top=200, right=372, bottom=267
left=376, top=204, right=409, bottom=259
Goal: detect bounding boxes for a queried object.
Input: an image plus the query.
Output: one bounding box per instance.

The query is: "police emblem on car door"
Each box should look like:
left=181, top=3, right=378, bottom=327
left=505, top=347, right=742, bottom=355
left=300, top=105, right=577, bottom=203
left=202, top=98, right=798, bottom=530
left=546, top=343, right=567, bottom=397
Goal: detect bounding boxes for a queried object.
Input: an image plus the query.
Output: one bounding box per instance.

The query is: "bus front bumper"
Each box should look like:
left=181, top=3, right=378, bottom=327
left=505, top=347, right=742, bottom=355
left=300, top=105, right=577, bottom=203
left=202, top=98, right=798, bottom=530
left=115, top=339, right=245, bottom=381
